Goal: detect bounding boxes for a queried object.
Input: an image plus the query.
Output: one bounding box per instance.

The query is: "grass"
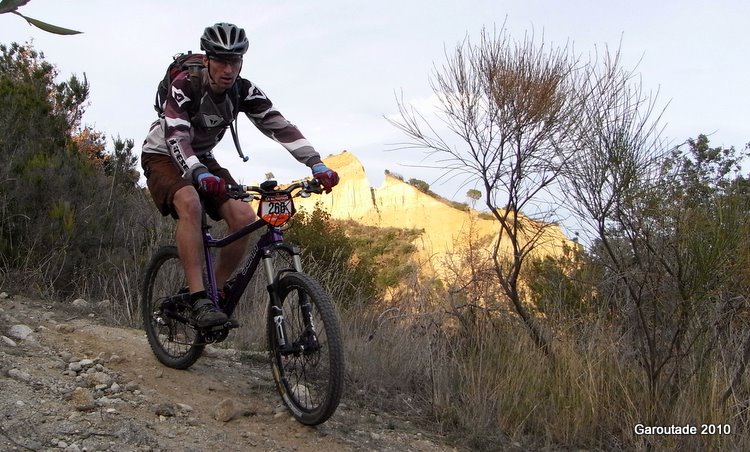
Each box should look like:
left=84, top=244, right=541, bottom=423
left=326, top=281, right=750, bottom=451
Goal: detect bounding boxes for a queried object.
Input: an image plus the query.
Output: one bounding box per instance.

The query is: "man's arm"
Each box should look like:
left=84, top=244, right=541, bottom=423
left=240, top=80, right=323, bottom=168
left=163, top=72, right=208, bottom=180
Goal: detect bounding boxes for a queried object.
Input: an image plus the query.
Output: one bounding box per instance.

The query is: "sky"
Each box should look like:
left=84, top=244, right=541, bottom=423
left=2, top=0, right=749, bottom=237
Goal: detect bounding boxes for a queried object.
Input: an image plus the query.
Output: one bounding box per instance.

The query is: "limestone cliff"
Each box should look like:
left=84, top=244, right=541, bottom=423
left=295, top=151, right=573, bottom=274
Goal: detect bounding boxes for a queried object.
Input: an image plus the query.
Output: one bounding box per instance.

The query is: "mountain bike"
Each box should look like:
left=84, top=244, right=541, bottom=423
left=141, top=178, right=344, bottom=425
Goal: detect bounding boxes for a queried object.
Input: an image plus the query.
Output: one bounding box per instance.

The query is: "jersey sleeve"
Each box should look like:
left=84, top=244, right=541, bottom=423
left=163, top=72, right=206, bottom=181
left=238, top=79, right=323, bottom=168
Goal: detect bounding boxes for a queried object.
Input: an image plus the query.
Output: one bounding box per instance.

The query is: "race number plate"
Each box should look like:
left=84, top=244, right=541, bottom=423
left=259, top=194, right=294, bottom=226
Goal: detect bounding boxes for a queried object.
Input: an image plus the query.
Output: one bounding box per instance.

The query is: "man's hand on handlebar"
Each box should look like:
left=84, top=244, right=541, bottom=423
left=311, top=163, right=339, bottom=194
left=196, top=172, right=227, bottom=196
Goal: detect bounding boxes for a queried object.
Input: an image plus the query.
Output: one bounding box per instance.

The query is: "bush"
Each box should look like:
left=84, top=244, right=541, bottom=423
left=0, top=42, right=163, bottom=311
left=285, top=204, right=378, bottom=305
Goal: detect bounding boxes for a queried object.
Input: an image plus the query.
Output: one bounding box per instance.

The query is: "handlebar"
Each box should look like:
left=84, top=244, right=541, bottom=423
left=226, top=178, right=324, bottom=200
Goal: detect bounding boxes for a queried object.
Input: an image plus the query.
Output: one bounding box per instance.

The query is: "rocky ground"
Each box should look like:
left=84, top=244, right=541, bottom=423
left=0, top=292, right=463, bottom=452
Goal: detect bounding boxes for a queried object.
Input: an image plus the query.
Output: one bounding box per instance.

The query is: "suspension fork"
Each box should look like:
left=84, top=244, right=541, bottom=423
left=267, top=283, right=317, bottom=354
left=264, top=261, right=318, bottom=353
left=261, top=237, right=303, bottom=351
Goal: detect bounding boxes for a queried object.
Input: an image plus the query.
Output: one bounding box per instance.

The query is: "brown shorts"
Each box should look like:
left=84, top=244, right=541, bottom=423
left=141, top=153, right=237, bottom=221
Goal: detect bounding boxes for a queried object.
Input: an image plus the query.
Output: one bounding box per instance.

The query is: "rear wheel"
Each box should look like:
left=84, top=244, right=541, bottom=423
left=142, top=246, right=204, bottom=369
left=267, top=271, right=344, bottom=425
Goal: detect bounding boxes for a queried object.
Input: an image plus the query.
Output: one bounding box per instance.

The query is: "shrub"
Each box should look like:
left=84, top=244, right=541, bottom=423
left=285, top=204, right=378, bottom=305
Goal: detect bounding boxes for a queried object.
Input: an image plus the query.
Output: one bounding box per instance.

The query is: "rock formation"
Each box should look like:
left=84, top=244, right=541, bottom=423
left=295, top=151, right=575, bottom=277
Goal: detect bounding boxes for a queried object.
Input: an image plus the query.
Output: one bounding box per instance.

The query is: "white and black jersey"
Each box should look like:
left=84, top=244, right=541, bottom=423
left=142, top=68, right=322, bottom=181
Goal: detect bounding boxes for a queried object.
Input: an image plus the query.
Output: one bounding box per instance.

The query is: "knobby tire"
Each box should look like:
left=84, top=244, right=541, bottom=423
left=142, top=246, right=204, bottom=369
left=267, top=271, right=344, bottom=425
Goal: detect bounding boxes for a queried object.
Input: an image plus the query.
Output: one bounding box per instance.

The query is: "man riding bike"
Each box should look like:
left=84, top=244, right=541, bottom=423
left=141, top=22, right=339, bottom=328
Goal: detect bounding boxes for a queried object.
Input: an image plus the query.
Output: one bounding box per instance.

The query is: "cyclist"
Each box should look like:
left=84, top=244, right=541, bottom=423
left=141, top=22, right=339, bottom=328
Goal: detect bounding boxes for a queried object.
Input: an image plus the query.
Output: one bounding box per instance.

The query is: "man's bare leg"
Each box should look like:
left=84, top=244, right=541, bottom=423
left=172, top=186, right=206, bottom=294
left=215, top=198, right=256, bottom=288
left=172, top=185, right=229, bottom=327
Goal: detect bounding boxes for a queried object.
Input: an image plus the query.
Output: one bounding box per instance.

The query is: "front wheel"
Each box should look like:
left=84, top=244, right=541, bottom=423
left=142, top=246, right=204, bottom=369
left=267, top=272, right=344, bottom=425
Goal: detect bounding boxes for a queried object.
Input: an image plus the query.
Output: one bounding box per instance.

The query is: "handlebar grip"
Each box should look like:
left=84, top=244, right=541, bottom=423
left=226, top=184, right=251, bottom=199
left=306, top=178, right=324, bottom=194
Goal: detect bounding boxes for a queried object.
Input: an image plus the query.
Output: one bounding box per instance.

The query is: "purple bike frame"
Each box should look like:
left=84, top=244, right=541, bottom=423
left=200, top=212, right=299, bottom=315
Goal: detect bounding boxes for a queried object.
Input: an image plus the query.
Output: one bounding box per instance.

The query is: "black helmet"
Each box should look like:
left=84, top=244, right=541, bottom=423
left=200, top=23, right=249, bottom=58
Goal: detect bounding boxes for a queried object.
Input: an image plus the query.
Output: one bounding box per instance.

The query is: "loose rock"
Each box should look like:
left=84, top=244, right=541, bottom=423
left=8, top=324, right=33, bottom=340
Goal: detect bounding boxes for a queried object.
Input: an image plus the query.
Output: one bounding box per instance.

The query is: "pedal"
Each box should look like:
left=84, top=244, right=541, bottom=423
left=206, top=324, right=226, bottom=332
left=204, top=319, right=238, bottom=332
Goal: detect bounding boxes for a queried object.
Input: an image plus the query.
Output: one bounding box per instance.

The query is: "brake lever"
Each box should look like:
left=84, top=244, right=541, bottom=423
left=226, top=184, right=251, bottom=200
left=307, top=179, right=324, bottom=195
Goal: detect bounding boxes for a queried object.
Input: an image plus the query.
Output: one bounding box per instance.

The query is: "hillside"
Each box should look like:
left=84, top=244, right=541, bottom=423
left=296, top=151, right=574, bottom=273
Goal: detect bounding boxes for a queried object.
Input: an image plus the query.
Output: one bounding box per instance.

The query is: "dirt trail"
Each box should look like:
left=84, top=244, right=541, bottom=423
left=0, top=294, right=459, bottom=451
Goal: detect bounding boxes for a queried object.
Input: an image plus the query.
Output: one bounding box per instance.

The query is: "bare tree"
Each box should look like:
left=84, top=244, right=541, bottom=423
left=561, top=46, right=667, bottom=241
left=560, top=44, right=679, bottom=423
left=389, top=26, right=586, bottom=356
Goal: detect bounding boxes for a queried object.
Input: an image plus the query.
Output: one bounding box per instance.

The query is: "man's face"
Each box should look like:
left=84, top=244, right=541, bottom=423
left=206, top=55, right=242, bottom=92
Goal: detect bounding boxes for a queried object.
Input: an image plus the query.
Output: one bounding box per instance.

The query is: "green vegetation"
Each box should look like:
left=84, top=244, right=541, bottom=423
left=285, top=203, right=422, bottom=302
left=407, top=177, right=430, bottom=193
left=283, top=205, right=377, bottom=304
left=0, top=42, right=164, bottom=315
left=383, top=168, right=403, bottom=180
left=340, top=220, right=422, bottom=290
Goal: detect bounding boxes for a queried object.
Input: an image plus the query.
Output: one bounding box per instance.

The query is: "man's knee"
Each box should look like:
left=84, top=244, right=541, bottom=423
left=173, top=186, right=202, bottom=220
left=223, top=199, right=255, bottom=229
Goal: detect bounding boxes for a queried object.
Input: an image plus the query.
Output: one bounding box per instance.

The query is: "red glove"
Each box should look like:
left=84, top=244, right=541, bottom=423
left=312, top=163, right=339, bottom=193
left=196, top=173, right=226, bottom=196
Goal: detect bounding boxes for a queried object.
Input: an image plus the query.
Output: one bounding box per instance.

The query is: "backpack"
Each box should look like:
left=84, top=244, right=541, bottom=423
left=154, top=51, right=205, bottom=116
left=154, top=51, right=249, bottom=162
